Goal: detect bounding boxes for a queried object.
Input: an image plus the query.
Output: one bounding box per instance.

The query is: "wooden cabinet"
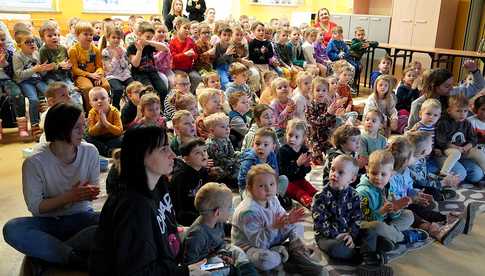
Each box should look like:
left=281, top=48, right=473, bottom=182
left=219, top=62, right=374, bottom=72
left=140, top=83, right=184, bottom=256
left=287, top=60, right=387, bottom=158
left=389, top=0, right=459, bottom=48
left=330, top=14, right=351, bottom=39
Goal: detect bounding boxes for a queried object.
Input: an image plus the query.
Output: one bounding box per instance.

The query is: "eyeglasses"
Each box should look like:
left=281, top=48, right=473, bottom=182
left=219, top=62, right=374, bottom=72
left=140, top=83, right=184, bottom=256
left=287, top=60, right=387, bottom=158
left=24, top=39, right=35, bottom=45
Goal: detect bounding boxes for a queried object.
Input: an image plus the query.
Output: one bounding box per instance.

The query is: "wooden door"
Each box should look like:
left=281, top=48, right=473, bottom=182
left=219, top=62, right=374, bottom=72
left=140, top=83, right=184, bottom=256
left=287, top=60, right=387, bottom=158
left=411, top=0, right=440, bottom=47
left=389, top=0, right=416, bottom=46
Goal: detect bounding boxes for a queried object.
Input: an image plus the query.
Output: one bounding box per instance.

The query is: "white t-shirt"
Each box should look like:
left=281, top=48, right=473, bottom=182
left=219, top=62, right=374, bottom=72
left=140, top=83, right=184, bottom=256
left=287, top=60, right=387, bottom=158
left=22, top=142, right=100, bottom=217
left=291, top=89, right=309, bottom=121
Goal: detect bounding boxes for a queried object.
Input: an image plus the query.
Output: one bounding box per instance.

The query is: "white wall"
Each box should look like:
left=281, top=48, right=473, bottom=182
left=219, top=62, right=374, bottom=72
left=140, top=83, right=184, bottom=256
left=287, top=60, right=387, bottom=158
left=181, top=0, right=234, bottom=20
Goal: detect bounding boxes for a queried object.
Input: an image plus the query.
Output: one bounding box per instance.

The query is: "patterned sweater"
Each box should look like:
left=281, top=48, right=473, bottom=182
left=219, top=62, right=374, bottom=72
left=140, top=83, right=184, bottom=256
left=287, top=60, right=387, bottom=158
left=312, top=184, right=362, bottom=239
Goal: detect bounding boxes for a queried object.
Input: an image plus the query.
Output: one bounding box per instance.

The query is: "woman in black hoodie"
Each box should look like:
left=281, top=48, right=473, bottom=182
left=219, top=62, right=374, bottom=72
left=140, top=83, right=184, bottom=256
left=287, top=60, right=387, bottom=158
left=89, top=126, right=209, bottom=276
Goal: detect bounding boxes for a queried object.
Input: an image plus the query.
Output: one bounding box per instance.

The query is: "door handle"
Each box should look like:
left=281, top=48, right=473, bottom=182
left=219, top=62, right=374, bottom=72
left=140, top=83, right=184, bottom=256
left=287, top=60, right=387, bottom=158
left=371, top=18, right=382, bottom=21
left=359, top=18, right=369, bottom=21
left=401, top=19, right=412, bottom=23
left=415, top=20, right=427, bottom=24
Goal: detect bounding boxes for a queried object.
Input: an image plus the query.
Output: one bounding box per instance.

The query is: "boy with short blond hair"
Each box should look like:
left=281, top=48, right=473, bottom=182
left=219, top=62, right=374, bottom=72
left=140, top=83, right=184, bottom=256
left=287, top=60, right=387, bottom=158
left=171, top=110, right=197, bottom=156
left=86, top=87, right=122, bottom=157
left=183, top=182, right=258, bottom=275
left=356, top=150, right=419, bottom=245
left=204, top=112, right=239, bottom=189
left=13, top=29, right=51, bottom=128
left=436, top=94, right=485, bottom=176
left=226, top=62, right=255, bottom=103
left=232, top=164, right=323, bottom=274
left=196, top=88, right=223, bottom=139
left=69, top=21, right=110, bottom=111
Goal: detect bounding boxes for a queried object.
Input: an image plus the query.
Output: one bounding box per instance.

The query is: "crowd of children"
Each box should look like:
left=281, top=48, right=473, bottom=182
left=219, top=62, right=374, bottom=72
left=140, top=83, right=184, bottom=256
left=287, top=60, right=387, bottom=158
left=2, top=6, right=485, bottom=275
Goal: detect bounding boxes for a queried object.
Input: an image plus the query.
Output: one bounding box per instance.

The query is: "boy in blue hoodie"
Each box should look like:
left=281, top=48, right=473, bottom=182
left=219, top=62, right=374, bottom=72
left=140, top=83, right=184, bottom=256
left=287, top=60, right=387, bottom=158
left=356, top=150, right=418, bottom=245
left=238, top=127, right=288, bottom=197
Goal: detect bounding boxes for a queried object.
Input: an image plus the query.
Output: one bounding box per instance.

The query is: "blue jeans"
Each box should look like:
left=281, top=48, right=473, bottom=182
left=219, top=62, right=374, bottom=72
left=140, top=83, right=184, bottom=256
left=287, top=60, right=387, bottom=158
left=19, top=79, right=48, bottom=124
left=428, top=157, right=484, bottom=183
left=3, top=211, right=99, bottom=264
left=216, top=64, right=231, bottom=90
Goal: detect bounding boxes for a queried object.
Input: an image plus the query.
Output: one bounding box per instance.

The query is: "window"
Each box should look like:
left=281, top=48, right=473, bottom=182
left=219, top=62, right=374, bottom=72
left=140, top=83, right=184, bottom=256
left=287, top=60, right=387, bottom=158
left=83, top=0, right=160, bottom=14
left=0, top=0, right=56, bottom=12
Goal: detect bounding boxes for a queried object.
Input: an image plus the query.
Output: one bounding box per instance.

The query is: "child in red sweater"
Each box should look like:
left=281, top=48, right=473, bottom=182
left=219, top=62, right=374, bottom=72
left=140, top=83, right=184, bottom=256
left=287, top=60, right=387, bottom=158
left=169, top=17, right=201, bottom=94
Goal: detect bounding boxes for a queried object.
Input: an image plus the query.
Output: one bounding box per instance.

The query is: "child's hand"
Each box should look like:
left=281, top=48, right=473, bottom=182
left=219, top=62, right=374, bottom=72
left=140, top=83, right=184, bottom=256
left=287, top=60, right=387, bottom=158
left=357, top=156, right=368, bottom=169
left=184, top=49, right=195, bottom=57
left=462, top=143, right=473, bottom=153
left=99, top=110, right=108, bottom=125
left=59, top=60, right=72, bottom=70
left=416, top=191, right=433, bottom=207
left=0, top=51, right=5, bottom=64
left=286, top=100, right=296, bottom=113
left=135, top=39, right=146, bottom=51
left=391, top=196, right=411, bottom=211
left=225, top=46, right=236, bottom=55
left=379, top=201, right=393, bottom=214
left=188, top=259, right=210, bottom=276
left=296, top=152, right=312, bottom=167
left=464, top=59, right=478, bottom=72
left=442, top=173, right=460, bottom=188
left=288, top=207, right=306, bottom=224
left=336, top=233, right=354, bottom=248
left=272, top=213, right=289, bottom=229
left=89, top=72, right=101, bottom=80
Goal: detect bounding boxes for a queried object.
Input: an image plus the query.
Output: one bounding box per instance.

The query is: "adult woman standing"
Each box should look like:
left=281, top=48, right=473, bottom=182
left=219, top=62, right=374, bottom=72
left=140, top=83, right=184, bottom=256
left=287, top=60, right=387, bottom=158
left=3, top=103, right=101, bottom=268
left=89, top=126, right=208, bottom=276
left=186, top=0, right=206, bottom=22
left=165, top=0, right=186, bottom=32
left=314, top=8, right=337, bottom=47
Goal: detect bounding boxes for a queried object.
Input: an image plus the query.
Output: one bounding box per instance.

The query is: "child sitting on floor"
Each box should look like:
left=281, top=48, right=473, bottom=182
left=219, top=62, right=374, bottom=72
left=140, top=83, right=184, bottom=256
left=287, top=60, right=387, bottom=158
left=306, top=77, right=337, bottom=164
left=370, top=56, right=392, bottom=88
left=363, top=74, right=399, bottom=135
left=183, top=182, right=258, bottom=276
left=313, top=155, right=393, bottom=274
left=278, top=119, right=317, bottom=208
left=359, top=109, right=388, bottom=167
left=357, top=150, right=423, bottom=246
left=69, top=21, right=110, bottom=111
left=196, top=88, right=223, bottom=139
left=406, top=131, right=460, bottom=202
left=468, top=95, right=485, bottom=152
left=136, top=93, right=165, bottom=128
left=322, top=124, right=362, bottom=181
left=86, top=87, right=123, bottom=157
left=164, top=71, right=191, bottom=120
left=170, top=138, right=216, bottom=226
left=120, top=81, right=145, bottom=129
left=291, top=71, right=312, bottom=121
left=231, top=164, right=323, bottom=274
left=225, top=62, right=254, bottom=103
left=228, top=91, right=251, bottom=150
left=435, top=95, right=485, bottom=177
left=205, top=112, right=240, bottom=190
left=13, top=29, right=51, bottom=132
left=409, top=98, right=442, bottom=136
left=171, top=110, right=196, bottom=156
left=242, top=104, right=280, bottom=151
left=334, top=66, right=358, bottom=124
left=238, top=127, right=288, bottom=196
left=270, top=77, right=295, bottom=144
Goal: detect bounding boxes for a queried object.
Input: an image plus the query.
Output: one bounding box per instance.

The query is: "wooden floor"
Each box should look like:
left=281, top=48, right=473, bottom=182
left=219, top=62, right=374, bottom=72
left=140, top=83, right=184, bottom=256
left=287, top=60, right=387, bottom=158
left=1, top=138, right=485, bottom=275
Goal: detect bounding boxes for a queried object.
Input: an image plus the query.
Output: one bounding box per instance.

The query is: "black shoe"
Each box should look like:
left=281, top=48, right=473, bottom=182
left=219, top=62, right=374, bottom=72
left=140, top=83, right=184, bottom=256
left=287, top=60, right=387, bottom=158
left=464, top=202, right=480, bottom=234
left=376, top=236, right=397, bottom=253
left=68, top=250, right=88, bottom=271
left=23, top=257, right=47, bottom=276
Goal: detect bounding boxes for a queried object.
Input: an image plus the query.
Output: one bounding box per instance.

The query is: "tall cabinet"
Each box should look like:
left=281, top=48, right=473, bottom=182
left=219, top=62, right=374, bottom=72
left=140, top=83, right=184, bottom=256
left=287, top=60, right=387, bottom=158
left=389, top=0, right=459, bottom=48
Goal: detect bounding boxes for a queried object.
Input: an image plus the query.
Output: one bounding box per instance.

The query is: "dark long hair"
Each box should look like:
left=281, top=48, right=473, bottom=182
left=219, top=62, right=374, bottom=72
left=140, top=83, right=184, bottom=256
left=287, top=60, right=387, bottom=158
left=423, top=68, right=453, bottom=99
left=119, top=126, right=169, bottom=196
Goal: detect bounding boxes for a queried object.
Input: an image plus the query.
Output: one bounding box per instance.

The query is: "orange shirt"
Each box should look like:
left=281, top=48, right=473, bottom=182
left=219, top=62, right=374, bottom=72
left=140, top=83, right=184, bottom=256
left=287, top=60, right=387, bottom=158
left=68, top=42, right=104, bottom=78
left=87, top=105, right=123, bottom=137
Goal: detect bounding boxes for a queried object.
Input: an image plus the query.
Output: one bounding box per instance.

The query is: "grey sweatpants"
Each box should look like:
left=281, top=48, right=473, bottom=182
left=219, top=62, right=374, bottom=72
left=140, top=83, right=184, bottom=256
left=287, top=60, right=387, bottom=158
left=361, top=209, right=414, bottom=243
